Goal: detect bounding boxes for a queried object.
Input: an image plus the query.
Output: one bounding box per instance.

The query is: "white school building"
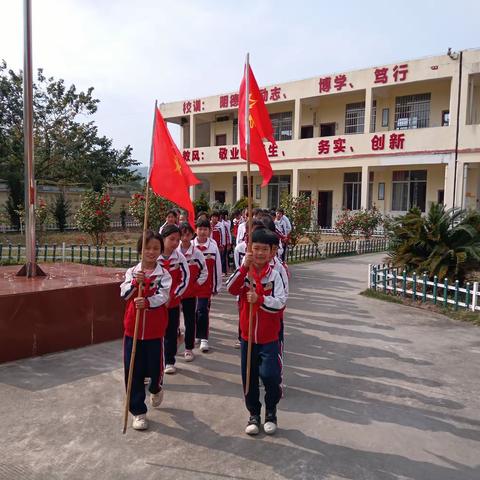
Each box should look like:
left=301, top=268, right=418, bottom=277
left=160, top=48, right=480, bottom=227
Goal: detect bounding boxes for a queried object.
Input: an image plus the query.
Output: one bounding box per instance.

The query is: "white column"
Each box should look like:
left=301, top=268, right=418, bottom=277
left=236, top=170, right=242, bottom=201
left=294, top=99, right=301, bottom=140
left=361, top=165, right=369, bottom=209
left=364, top=88, right=373, bottom=133
left=292, top=168, right=299, bottom=197
left=189, top=113, right=195, bottom=148
left=189, top=185, right=195, bottom=201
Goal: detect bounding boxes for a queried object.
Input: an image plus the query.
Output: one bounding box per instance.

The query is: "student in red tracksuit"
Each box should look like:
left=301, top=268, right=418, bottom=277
left=120, top=230, right=172, bottom=431
left=158, top=224, right=189, bottom=375
left=178, top=222, right=208, bottom=362
left=227, top=228, right=287, bottom=436
left=193, top=218, right=222, bottom=353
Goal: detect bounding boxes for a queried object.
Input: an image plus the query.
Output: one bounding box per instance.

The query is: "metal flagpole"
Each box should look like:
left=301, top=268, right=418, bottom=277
left=17, top=0, right=45, bottom=277
left=244, top=53, right=255, bottom=396
left=122, top=101, right=157, bottom=434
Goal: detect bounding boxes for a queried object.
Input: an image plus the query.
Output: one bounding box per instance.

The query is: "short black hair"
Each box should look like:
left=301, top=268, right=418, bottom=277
left=137, top=230, right=163, bottom=254
left=166, top=209, right=178, bottom=218
left=161, top=224, right=180, bottom=238
left=196, top=219, right=211, bottom=229
left=211, top=210, right=220, bottom=218
left=251, top=228, right=277, bottom=247
left=251, top=219, right=265, bottom=232
left=179, top=222, right=194, bottom=235
left=260, top=215, right=276, bottom=233
left=276, top=208, right=284, bottom=214
left=253, top=208, right=262, bottom=216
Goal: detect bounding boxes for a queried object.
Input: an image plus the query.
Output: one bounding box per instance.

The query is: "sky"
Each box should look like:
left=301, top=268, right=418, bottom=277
left=1, top=0, right=480, bottom=167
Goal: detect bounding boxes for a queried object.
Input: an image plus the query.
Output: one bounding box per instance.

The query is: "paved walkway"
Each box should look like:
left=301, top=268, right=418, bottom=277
left=1, top=254, right=480, bottom=480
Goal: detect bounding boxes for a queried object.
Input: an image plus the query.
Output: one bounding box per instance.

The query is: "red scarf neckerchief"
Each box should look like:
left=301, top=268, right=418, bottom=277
left=249, top=263, right=270, bottom=316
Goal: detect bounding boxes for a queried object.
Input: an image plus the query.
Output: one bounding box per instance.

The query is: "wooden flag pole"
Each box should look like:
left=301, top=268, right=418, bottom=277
left=244, top=53, right=254, bottom=396
left=122, top=101, right=157, bottom=434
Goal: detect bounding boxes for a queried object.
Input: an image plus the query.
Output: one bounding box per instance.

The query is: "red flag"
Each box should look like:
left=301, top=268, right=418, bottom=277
left=239, top=64, right=276, bottom=186
left=149, top=107, right=200, bottom=228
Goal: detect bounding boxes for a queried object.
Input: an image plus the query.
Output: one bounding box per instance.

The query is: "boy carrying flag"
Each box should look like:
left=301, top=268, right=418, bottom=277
left=227, top=228, right=286, bottom=436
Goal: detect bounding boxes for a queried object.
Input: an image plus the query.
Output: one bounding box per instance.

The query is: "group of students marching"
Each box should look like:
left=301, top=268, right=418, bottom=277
left=120, top=206, right=292, bottom=436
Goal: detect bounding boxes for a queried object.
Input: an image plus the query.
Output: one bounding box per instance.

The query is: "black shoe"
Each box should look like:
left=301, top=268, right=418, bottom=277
left=245, top=415, right=261, bottom=435
left=264, top=411, right=277, bottom=435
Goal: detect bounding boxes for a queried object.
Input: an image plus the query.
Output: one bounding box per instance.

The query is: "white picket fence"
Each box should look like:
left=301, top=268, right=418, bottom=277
left=369, top=264, right=480, bottom=312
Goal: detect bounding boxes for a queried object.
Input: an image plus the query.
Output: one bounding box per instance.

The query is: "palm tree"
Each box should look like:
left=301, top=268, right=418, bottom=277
left=387, top=204, right=480, bottom=281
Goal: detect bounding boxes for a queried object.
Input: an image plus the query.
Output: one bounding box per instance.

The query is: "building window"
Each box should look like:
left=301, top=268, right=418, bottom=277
left=370, top=100, right=377, bottom=133
left=233, top=119, right=238, bottom=144
left=270, top=112, right=293, bottom=141
left=382, top=108, right=389, bottom=127
left=392, top=170, right=427, bottom=212
left=343, top=172, right=362, bottom=210
left=267, top=175, right=290, bottom=209
left=215, top=134, right=227, bottom=146
left=442, top=110, right=450, bottom=127
left=345, top=102, right=365, bottom=134
left=320, top=123, right=336, bottom=137
left=394, top=93, right=431, bottom=130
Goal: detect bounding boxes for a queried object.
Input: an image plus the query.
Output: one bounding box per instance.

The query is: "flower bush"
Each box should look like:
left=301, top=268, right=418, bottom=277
left=75, top=189, right=114, bottom=245
left=355, top=207, right=383, bottom=239
left=128, top=189, right=173, bottom=230
left=334, top=209, right=357, bottom=242
left=280, top=193, right=312, bottom=247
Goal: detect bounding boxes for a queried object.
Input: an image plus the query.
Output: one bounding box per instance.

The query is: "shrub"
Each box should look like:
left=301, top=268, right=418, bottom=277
left=75, top=189, right=114, bottom=245
left=387, top=203, right=480, bottom=281
left=128, top=189, right=173, bottom=230
left=355, top=207, right=383, bottom=239
left=193, top=192, right=210, bottom=215
left=51, top=193, right=71, bottom=232
left=335, top=209, right=357, bottom=242
left=280, top=193, right=312, bottom=247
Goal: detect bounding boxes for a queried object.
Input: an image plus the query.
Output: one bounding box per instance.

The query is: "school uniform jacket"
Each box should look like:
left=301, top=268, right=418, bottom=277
left=227, top=264, right=286, bottom=344
left=193, top=237, right=222, bottom=297
left=236, top=221, right=247, bottom=245
left=157, top=250, right=189, bottom=308
left=177, top=242, right=208, bottom=299
left=222, top=219, right=232, bottom=245
left=211, top=223, right=224, bottom=249
left=120, top=262, right=172, bottom=340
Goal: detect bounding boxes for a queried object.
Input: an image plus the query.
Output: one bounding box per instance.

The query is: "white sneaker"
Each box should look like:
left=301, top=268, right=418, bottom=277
left=150, top=389, right=164, bottom=408
left=132, top=414, right=148, bottom=430
left=184, top=350, right=195, bottom=362
left=200, top=340, right=209, bottom=352
left=264, top=412, right=277, bottom=435
left=245, top=415, right=260, bottom=435
left=164, top=364, right=177, bottom=374
left=234, top=340, right=241, bottom=349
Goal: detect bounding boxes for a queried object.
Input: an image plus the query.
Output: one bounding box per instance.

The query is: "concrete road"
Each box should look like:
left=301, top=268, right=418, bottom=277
left=1, top=254, right=480, bottom=480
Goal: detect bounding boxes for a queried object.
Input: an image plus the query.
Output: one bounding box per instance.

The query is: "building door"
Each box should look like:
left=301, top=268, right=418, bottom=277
left=214, top=191, right=226, bottom=203
left=317, top=191, right=333, bottom=227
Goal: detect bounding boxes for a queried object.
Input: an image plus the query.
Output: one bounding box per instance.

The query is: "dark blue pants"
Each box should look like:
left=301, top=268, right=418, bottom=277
left=241, top=339, right=282, bottom=416
left=123, top=336, right=163, bottom=416
left=221, top=248, right=227, bottom=274
left=181, top=297, right=197, bottom=350
left=164, top=306, right=180, bottom=365
left=196, top=297, right=211, bottom=340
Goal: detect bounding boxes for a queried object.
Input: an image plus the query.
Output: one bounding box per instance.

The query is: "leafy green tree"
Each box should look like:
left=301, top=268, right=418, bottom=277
left=0, top=60, right=140, bottom=228
left=193, top=192, right=210, bottom=215
left=387, top=203, right=480, bottom=281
